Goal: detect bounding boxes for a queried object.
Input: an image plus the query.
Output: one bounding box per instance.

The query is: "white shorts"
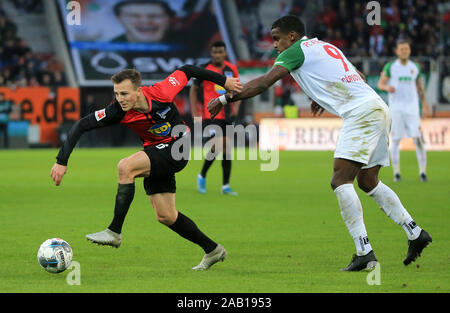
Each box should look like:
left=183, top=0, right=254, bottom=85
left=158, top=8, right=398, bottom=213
left=390, top=110, right=421, bottom=140
left=334, top=98, right=392, bottom=169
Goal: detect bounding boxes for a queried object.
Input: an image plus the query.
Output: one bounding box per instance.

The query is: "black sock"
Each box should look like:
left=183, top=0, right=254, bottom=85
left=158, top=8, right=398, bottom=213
left=169, top=212, right=217, bottom=254
left=200, top=151, right=216, bottom=177
left=108, top=183, right=135, bottom=234
left=222, top=156, right=231, bottom=185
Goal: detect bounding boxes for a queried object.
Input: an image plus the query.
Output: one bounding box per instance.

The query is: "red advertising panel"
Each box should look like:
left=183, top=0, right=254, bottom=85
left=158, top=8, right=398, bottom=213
left=0, top=87, right=80, bottom=145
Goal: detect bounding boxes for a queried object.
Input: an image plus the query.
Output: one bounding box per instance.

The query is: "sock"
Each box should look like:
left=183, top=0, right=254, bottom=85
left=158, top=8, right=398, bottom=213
left=200, top=150, right=216, bottom=178
left=222, top=156, right=231, bottom=186
left=390, top=139, right=401, bottom=175
left=169, top=212, right=218, bottom=254
left=367, top=181, right=422, bottom=240
left=334, top=184, right=372, bottom=256
left=413, top=137, right=427, bottom=175
left=108, top=183, right=135, bottom=234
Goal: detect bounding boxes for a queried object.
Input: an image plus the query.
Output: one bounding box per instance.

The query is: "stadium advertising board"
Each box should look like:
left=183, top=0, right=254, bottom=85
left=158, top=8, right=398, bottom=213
left=58, top=0, right=235, bottom=86
left=0, top=87, right=80, bottom=145
left=260, top=118, right=450, bottom=151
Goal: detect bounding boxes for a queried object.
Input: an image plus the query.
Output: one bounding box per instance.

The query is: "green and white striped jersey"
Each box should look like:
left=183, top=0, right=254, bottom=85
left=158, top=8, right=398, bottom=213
left=382, top=59, right=420, bottom=115
left=273, top=37, right=381, bottom=117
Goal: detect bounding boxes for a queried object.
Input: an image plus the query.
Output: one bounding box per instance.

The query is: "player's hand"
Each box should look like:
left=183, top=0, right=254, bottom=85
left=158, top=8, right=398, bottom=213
left=386, top=86, right=396, bottom=93
left=311, top=101, right=325, bottom=117
left=50, top=163, right=67, bottom=186
left=207, top=97, right=223, bottom=119
left=224, top=77, right=243, bottom=93
left=422, top=101, right=431, bottom=118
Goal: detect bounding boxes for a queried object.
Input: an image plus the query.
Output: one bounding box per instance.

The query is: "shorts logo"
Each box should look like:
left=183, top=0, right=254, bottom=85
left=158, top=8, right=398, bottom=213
left=149, top=122, right=171, bottom=136
left=95, top=109, right=106, bottom=121
left=169, top=76, right=180, bottom=86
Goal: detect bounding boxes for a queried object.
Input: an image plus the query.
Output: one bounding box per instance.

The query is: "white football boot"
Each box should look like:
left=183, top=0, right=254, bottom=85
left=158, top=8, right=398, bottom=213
left=192, top=244, right=227, bottom=270
left=86, top=229, right=122, bottom=248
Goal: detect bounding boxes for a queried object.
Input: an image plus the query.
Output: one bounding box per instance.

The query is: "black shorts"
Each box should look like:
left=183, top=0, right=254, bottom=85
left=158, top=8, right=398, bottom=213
left=202, top=119, right=233, bottom=140
left=143, top=140, right=189, bottom=195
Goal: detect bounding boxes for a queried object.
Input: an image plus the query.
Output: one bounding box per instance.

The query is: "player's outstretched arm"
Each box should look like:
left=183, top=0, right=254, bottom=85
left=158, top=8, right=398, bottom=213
left=208, top=65, right=289, bottom=119
left=51, top=101, right=123, bottom=186
left=179, top=65, right=242, bottom=93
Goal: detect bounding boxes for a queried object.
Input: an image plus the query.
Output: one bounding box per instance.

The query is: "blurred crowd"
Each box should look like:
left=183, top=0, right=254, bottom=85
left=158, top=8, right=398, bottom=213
left=237, top=0, right=447, bottom=59
left=314, top=0, right=444, bottom=58
left=0, top=1, right=66, bottom=90
left=10, top=0, right=43, bottom=14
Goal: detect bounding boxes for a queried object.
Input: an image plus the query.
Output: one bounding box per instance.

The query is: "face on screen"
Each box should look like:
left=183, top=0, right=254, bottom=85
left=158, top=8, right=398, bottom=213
left=114, top=79, right=140, bottom=111
left=117, top=3, right=170, bottom=42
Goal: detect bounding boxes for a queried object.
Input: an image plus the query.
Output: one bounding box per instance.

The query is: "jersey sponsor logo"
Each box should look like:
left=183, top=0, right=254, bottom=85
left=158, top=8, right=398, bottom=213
left=169, top=76, right=180, bottom=86
left=148, top=122, right=171, bottom=136
left=156, top=107, right=171, bottom=119
left=95, top=109, right=106, bottom=121
left=398, top=76, right=413, bottom=82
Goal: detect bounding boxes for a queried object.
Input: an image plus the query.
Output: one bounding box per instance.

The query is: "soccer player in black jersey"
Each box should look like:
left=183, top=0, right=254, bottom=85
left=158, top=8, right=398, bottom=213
left=50, top=65, right=242, bottom=270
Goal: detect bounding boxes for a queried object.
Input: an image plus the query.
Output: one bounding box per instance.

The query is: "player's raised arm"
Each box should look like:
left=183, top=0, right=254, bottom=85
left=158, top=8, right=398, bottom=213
left=150, top=65, right=242, bottom=104
left=208, top=65, right=289, bottom=118
left=51, top=101, right=123, bottom=186
left=180, top=65, right=242, bottom=92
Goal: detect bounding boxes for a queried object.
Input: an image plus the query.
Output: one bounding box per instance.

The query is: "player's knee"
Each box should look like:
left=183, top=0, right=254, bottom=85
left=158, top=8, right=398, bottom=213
left=357, top=176, right=377, bottom=193
left=330, top=177, right=341, bottom=190
left=117, top=158, right=133, bottom=179
left=156, top=213, right=177, bottom=226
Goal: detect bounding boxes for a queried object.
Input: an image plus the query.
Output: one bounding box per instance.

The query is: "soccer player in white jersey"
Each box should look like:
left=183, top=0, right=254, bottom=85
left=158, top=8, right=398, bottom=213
left=208, top=16, right=432, bottom=271
left=378, top=40, right=429, bottom=182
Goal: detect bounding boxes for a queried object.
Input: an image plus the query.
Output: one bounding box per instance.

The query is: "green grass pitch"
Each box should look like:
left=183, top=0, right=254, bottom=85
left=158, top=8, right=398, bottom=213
left=0, top=148, right=448, bottom=293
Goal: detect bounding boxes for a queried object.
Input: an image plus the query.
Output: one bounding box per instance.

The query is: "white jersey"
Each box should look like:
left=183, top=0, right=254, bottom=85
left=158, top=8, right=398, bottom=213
left=382, top=59, right=420, bottom=116
left=273, top=37, right=382, bottom=118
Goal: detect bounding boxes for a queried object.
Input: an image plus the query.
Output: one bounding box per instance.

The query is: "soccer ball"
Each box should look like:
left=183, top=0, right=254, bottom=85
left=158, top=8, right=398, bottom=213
left=37, top=238, right=73, bottom=273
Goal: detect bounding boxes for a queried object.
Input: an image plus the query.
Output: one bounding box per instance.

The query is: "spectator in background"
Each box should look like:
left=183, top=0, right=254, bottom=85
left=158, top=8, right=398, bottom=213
left=0, top=3, right=66, bottom=88
left=317, top=4, right=337, bottom=29
left=306, top=0, right=441, bottom=59
left=0, top=93, right=12, bottom=148
left=369, top=26, right=384, bottom=56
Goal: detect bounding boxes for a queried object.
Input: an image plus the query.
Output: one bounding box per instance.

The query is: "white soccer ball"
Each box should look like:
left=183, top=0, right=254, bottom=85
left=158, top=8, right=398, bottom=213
left=37, top=238, right=73, bottom=273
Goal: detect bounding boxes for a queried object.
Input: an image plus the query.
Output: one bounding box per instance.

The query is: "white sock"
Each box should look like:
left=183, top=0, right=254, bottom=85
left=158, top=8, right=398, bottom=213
left=334, top=184, right=372, bottom=256
left=367, top=181, right=422, bottom=240
left=413, top=137, right=427, bottom=175
left=390, top=139, right=401, bottom=175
